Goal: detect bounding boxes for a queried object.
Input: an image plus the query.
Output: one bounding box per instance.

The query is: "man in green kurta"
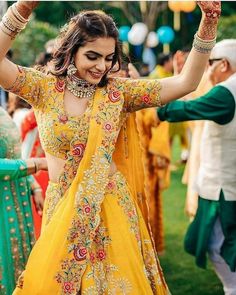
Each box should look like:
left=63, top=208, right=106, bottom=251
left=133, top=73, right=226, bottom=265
left=157, top=39, right=236, bottom=295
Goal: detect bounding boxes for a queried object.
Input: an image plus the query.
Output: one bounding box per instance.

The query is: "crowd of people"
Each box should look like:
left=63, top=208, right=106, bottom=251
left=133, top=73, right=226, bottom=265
left=1, top=1, right=235, bottom=295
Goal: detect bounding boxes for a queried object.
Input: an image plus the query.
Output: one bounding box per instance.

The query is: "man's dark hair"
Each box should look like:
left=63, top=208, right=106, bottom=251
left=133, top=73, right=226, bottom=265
left=157, top=53, right=172, bottom=66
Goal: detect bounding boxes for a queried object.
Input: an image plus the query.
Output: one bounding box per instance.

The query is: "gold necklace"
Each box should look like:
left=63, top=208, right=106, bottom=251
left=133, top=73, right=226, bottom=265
left=66, top=63, right=96, bottom=99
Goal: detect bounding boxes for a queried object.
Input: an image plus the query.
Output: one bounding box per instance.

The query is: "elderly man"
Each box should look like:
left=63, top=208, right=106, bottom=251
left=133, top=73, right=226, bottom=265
left=157, top=39, right=236, bottom=295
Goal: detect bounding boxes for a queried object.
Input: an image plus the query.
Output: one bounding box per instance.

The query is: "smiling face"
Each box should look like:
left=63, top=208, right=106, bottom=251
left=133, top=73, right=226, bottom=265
left=74, top=37, right=116, bottom=84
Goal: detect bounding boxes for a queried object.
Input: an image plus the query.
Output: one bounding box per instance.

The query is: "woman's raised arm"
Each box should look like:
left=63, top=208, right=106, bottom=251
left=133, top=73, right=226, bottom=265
left=159, top=1, right=221, bottom=105
left=0, top=1, right=38, bottom=89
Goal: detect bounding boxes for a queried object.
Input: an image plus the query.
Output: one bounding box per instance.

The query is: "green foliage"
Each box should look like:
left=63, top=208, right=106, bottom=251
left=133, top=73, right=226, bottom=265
left=12, top=16, right=58, bottom=66
left=218, top=14, right=236, bottom=41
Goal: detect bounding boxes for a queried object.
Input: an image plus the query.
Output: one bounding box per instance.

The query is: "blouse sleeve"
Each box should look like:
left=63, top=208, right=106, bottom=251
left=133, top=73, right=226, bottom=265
left=114, top=78, right=162, bottom=113
left=4, top=65, right=47, bottom=109
left=0, top=159, right=27, bottom=181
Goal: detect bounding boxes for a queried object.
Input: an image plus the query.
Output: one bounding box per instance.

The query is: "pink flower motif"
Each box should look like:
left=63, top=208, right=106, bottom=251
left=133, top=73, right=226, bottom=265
left=63, top=282, right=74, bottom=294
left=58, top=114, right=68, bottom=124
left=141, top=94, right=151, bottom=104
left=108, top=90, right=121, bottom=103
left=96, top=249, right=106, bottom=261
left=74, top=246, right=87, bottom=261
left=107, top=181, right=115, bottom=190
left=104, top=122, right=113, bottom=132
left=71, top=143, right=85, bottom=157
left=83, top=205, right=91, bottom=215
left=55, top=79, right=65, bottom=92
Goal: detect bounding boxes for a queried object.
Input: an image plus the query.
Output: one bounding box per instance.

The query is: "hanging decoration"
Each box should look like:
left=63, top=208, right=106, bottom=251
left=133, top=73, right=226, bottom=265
left=146, top=31, right=159, bottom=48
left=157, top=26, right=175, bottom=54
left=128, top=22, right=148, bottom=46
left=168, top=1, right=196, bottom=31
left=119, top=26, right=130, bottom=42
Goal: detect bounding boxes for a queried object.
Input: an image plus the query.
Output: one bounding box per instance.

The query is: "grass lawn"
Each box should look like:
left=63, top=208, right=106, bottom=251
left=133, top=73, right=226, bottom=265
left=159, top=138, right=224, bottom=295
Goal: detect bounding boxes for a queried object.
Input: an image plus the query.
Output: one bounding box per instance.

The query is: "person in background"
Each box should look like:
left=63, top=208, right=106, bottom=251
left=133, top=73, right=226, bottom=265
left=0, top=50, right=12, bottom=110
left=0, top=106, right=47, bottom=295
left=7, top=93, right=31, bottom=131
left=149, top=53, right=173, bottom=79
left=157, top=39, right=236, bottom=295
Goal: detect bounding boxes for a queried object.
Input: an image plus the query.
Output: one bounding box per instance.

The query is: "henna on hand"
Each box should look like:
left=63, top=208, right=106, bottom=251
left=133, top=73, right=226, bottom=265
left=197, top=1, right=221, bottom=23
left=197, top=1, right=221, bottom=40
left=16, top=1, right=39, bottom=19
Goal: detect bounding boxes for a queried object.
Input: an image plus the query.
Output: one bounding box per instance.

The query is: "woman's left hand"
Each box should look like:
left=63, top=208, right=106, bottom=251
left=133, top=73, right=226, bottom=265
left=197, top=1, right=221, bottom=23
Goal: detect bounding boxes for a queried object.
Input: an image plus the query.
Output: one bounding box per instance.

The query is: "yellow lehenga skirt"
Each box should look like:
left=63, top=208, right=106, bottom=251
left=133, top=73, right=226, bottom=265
left=15, top=171, right=168, bottom=295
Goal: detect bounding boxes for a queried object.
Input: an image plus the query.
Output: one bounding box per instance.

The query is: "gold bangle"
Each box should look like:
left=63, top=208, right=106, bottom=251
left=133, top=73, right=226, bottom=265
left=27, top=159, right=36, bottom=175
left=0, top=4, right=28, bottom=39
left=11, top=3, right=29, bottom=23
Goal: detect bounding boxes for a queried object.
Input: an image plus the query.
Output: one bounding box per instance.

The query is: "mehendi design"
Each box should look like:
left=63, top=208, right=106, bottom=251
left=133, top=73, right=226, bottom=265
left=197, top=1, right=221, bottom=40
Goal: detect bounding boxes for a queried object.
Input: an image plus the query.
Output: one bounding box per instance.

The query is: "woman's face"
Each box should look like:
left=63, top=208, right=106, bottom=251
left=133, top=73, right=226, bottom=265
left=74, top=37, right=116, bottom=84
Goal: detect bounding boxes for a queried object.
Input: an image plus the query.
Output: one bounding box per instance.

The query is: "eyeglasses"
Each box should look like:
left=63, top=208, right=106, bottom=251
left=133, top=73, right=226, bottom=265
left=208, top=58, right=223, bottom=66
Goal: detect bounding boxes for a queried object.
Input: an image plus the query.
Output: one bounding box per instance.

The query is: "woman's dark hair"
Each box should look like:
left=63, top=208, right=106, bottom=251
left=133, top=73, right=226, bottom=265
left=51, top=10, right=121, bottom=87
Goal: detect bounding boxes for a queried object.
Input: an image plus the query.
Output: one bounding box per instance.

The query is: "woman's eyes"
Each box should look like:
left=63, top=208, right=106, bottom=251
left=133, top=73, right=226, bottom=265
left=86, top=55, right=113, bottom=62
left=86, top=55, right=97, bottom=60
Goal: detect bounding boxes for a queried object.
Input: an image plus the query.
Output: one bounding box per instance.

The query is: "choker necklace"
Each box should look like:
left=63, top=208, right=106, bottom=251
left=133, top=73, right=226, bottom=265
left=66, top=63, right=97, bottom=99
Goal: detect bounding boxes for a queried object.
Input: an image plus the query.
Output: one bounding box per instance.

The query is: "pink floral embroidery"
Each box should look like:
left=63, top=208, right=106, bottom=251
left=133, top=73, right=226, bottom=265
left=104, top=122, right=113, bottom=132
left=63, top=282, right=74, bottom=294
left=107, top=181, right=115, bottom=189
left=96, top=249, right=106, bottom=261
left=71, top=143, right=85, bottom=157
left=73, top=246, right=87, bottom=261
left=55, top=79, right=65, bottom=92
left=58, top=114, right=68, bottom=124
left=83, top=205, right=91, bottom=215
left=108, top=90, right=121, bottom=103
left=141, top=94, right=151, bottom=104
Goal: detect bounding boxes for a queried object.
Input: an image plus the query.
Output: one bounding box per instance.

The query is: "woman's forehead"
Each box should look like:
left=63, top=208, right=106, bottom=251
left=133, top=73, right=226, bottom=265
left=82, top=37, right=115, bottom=53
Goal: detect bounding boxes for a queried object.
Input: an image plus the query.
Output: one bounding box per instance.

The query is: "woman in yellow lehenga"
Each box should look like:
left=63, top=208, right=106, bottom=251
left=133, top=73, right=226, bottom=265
left=0, top=1, right=220, bottom=294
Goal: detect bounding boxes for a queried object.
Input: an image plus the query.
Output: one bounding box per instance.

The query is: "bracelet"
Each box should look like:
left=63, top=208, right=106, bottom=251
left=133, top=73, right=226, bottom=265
left=33, top=159, right=39, bottom=174
left=32, top=187, right=43, bottom=194
left=33, top=160, right=37, bottom=174
left=192, top=33, right=216, bottom=54
left=11, top=3, right=29, bottom=23
left=0, top=4, right=29, bottom=39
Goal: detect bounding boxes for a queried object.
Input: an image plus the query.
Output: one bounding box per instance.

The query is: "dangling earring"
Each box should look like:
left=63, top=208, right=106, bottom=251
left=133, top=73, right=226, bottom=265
left=67, top=59, right=77, bottom=76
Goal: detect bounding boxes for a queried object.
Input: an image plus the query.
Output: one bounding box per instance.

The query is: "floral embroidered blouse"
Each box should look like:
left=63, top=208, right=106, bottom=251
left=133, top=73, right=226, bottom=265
left=7, top=66, right=162, bottom=192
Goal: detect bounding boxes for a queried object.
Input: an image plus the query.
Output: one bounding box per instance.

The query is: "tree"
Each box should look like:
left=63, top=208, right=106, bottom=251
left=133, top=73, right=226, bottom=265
left=217, top=14, right=236, bottom=41
left=12, top=16, right=58, bottom=66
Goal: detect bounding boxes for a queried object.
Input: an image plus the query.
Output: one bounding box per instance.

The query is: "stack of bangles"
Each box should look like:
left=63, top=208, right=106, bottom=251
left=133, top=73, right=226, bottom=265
left=193, top=33, right=216, bottom=54
left=0, top=3, right=29, bottom=39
